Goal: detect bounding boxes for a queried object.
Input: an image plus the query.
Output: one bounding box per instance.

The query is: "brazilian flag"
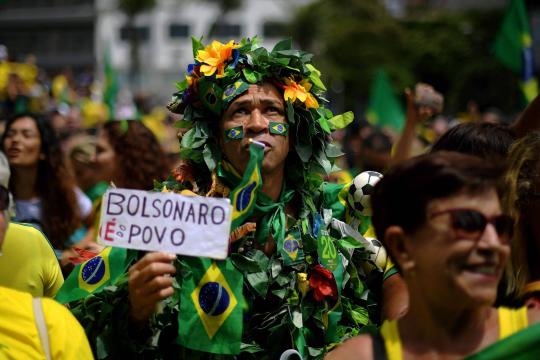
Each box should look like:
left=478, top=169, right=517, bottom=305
left=493, top=0, right=538, bottom=103
left=178, top=257, right=243, bottom=355
left=466, top=322, right=540, bottom=360
left=229, top=141, right=264, bottom=230
left=55, top=247, right=132, bottom=304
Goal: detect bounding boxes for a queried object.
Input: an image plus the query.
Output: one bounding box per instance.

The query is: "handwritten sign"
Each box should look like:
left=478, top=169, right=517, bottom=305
left=98, top=188, right=232, bottom=259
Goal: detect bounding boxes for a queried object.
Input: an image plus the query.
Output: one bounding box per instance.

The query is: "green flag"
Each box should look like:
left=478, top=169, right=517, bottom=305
left=465, top=322, right=540, bottom=360
left=178, top=257, right=243, bottom=355
left=366, top=69, right=405, bottom=132
left=493, top=0, right=538, bottom=103
left=103, top=46, right=119, bottom=119
left=228, top=141, right=264, bottom=230
left=55, top=247, right=132, bottom=304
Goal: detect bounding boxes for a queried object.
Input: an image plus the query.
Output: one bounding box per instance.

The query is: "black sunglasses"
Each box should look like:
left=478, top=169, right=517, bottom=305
left=0, top=186, right=9, bottom=211
left=429, top=208, right=514, bottom=243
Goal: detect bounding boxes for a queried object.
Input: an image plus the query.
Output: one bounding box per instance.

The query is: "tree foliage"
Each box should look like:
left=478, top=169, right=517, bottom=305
left=290, top=0, right=522, bottom=114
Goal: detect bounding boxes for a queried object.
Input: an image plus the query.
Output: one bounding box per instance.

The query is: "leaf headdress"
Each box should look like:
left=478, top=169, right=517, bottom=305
left=167, top=37, right=353, bottom=190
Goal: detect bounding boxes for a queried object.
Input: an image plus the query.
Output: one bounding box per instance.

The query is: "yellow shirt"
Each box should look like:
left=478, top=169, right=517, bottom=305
left=0, top=223, right=64, bottom=297
left=381, top=307, right=528, bottom=360
left=0, top=286, right=93, bottom=359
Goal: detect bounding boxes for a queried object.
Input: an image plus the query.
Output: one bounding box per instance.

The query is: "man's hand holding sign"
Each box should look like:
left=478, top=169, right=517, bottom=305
left=98, top=188, right=233, bottom=324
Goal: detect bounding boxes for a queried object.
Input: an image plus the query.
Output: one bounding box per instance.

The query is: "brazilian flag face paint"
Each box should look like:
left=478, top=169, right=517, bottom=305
left=224, top=126, right=244, bottom=142
left=269, top=122, right=289, bottom=136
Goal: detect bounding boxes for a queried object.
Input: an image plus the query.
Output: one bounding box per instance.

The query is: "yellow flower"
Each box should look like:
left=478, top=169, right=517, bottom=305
left=283, top=78, right=319, bottom=109
left=195, top=40, right=239, bottom=78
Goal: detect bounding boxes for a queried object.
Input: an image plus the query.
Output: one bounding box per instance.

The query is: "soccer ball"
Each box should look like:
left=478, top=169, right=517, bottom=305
left=347, top=171, right=383, bottom=216
left=365, top=237, right=387, bottom=270
left=361, top=236, right=388, bottom=274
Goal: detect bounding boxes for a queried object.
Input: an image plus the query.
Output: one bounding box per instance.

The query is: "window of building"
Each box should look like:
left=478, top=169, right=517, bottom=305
left=169, top=23, right=190, bottom=38
left=120, top=26, right=150, bottom=42
left=209, top=23, right=241, bottom=38
left=263, top=21, right=287, bottom=38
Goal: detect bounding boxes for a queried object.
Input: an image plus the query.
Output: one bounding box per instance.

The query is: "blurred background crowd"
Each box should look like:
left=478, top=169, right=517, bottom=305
left=0, top=0, right=538, bottom=264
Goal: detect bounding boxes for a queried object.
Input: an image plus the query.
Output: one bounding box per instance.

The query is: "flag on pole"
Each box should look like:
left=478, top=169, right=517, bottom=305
left=493, top=0, right=538, bottom=103
left=465, top=322, right=540, bottom=360
left=366, top=69, right=405, bottom=132
left=103, top=46, right=119, bottom=119
left=178, top=257, right=243, bottom=355
left=55, top=247, right=132, bottom=304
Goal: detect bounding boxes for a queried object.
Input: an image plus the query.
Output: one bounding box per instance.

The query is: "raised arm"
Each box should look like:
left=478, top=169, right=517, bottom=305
left=390, top=84, right=443, bottom=166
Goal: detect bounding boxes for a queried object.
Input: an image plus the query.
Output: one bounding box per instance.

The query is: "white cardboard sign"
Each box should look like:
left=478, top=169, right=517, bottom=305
left=98, top=188, right=232, bottom=259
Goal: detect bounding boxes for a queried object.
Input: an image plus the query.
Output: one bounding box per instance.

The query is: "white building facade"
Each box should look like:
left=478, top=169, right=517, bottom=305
left=95, top=0, right=312, bottom=100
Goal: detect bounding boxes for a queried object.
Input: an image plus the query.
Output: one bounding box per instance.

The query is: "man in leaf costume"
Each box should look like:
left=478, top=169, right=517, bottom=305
left=69, top=38, right=406, bottom=359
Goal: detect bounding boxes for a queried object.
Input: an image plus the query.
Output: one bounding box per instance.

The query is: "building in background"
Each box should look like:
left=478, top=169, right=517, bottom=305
left=0, top=0, right=538, bottom=103
left=0, top=0, right=95, bottom=72
left=95, top=0, right=311, bottom=101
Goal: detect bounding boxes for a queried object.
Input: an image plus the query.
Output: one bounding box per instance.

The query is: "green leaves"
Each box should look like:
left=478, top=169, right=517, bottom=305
left=272, top=38, right=293, bottom=53
left=243, top=67, right=259, bottom=83
left=325, top=143, right=344, bottom=158
left=306, top=63, right=327, bottom=91
left=202, top=144, right=216, bottom=171
left=327, top=111, right=354, bottom=130
left=174, top=119, right=192, bottom=129
left=191, top=36, right=204, bottom=57
left=232, top=251, right=271, bottom=297
left=319, top=117, right=331, bottom=134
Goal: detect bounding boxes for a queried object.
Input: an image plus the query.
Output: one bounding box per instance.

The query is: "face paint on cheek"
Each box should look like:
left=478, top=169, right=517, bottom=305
left=269, top=122, right=289, bottom=136
left=224, top=126, right=244, bottom=142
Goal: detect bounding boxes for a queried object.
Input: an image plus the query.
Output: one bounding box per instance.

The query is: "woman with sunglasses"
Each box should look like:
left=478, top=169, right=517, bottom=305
left=327, top=151, right=540, bottom=359
left=0, top=113, right=91, bottom=257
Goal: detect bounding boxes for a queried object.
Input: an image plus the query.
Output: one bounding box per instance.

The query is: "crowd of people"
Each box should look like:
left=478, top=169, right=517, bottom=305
left=1, top=36, right=540, bottom=360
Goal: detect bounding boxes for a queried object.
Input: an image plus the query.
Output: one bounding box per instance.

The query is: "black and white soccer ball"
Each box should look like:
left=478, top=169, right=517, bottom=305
left=347, top=171, right=383, bottom=216
left=365, top=237, right=387, bottom=270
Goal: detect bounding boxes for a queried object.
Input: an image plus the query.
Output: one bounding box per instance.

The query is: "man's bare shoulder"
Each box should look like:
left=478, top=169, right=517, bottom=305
left=325, top=334, right=373, bottom=360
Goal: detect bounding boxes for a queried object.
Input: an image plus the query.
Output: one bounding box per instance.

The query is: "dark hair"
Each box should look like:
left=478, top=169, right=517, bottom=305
left=102, top=121, right=169, bottom=190
left=372, top=151, right=504, bottom=244
left=1, top=112, right=80, bottom=249
left=430, top=122, right=515, bottom=161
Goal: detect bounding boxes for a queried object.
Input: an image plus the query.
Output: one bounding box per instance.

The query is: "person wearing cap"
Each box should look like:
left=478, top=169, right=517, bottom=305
left=0, top=151, right=63, bottom=297
left=67, top=38, right=406, bottom=358
left=0, top=149, right=93, bottom=359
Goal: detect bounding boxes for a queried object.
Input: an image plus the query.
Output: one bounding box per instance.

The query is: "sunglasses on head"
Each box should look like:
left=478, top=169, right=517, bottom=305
left=429, top=208, right=514, bottom=243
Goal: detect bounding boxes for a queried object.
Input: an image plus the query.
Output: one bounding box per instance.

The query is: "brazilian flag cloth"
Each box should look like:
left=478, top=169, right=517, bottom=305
left=55, top=247, right=131, bottom=304
left=229, top=141, right=264, bottom=230
left=493, top=0, right=538, bottom=103
left=178, top=257, right=243, bottom=355
left=466, top=322, right=540, bottom=360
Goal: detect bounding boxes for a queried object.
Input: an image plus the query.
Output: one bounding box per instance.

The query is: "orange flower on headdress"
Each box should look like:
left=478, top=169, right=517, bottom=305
left=195, top=40, right=240, bottom=78
left=283, top=78, right=319, bottom=109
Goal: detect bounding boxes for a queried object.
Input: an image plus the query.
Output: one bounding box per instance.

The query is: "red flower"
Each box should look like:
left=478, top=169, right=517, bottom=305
left=309, top=265, right=338, bottom=302
left=68, top=247, right=99, bottom=264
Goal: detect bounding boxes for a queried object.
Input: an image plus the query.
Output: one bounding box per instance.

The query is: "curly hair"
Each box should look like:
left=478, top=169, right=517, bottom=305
left=501, top=132, right=540, bottom=299
left=1, top=113, right=80, bottom=249
left=102, top=121, right=169, bottom=190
